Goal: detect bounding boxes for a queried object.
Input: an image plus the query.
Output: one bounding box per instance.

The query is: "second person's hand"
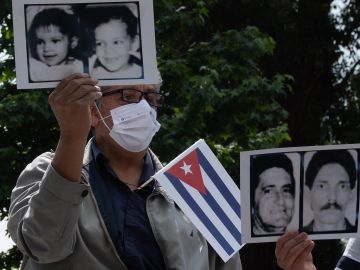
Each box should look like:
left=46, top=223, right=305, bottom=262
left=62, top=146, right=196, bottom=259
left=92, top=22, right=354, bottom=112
left=275, top=231, right=316, bottom=270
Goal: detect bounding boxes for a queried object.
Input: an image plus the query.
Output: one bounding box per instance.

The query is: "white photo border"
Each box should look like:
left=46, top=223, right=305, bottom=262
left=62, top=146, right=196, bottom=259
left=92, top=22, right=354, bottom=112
left=12, top=0, right=158, bottom=89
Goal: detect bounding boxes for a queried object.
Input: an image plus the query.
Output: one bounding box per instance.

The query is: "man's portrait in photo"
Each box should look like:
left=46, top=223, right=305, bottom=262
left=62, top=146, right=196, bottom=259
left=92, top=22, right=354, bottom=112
left=303, top=149, right=358, bottom=233
left=250, top=153, right=297, bottom=236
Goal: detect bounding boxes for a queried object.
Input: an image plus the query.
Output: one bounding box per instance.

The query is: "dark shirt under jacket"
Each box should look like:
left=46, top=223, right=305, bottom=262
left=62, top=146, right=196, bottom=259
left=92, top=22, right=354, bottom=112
left=87, top=141, right=166, bottom=270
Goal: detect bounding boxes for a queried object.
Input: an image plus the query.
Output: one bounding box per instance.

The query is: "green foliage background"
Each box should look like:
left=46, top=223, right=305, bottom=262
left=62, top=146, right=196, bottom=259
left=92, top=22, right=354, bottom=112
left=1, top=0, right=360, bottom=269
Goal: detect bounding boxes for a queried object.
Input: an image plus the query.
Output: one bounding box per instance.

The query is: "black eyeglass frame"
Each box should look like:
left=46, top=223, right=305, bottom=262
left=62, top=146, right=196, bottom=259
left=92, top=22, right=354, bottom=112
left=101, top=88, right=165, bottom=108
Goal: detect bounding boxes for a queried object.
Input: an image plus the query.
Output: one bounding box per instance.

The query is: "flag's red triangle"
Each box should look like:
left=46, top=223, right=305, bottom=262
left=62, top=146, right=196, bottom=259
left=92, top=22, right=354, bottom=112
left=167, top=149, right=206, bottom=194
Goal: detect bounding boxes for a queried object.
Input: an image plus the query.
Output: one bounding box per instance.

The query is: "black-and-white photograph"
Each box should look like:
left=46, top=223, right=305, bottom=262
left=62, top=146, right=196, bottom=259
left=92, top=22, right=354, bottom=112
left=240, top=144, right=360, bottom=243
left=302, top=149, right=358, bottom=234
left=85, top=3, right=142, bottom=80
left=12, top=0, right=158, bottom=89
left=250, top=153, right=299, bottom=237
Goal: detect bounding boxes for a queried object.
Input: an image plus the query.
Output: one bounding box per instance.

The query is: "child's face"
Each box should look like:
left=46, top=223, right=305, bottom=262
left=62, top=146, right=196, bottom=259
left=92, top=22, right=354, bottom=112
left=35, top=25, right=70, bottom=66
left=95, top=19, right=133, bottom=72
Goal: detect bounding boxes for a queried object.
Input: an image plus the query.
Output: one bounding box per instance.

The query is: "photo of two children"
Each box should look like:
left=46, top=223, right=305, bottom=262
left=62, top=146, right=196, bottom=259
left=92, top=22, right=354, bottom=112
left=25, top=3, right=143, bottom=83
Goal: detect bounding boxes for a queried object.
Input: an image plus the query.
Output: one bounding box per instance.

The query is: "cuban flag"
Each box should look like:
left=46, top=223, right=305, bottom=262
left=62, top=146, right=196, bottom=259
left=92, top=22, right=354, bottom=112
left=153, top=139, right=242, bottom=262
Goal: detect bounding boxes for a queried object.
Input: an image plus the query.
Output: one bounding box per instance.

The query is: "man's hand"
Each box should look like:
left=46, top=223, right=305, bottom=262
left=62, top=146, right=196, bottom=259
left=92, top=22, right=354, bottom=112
left=275, top=232, right=316, bottom=270
left=48, top=73, right=101, bottom=140
left=49, top=74, right=101, bottom=182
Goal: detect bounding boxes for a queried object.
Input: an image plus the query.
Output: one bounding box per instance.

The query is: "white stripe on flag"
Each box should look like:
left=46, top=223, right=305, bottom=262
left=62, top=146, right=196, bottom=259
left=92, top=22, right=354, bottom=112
left=155, top=173, right=236, bottom=261
left=184, top=178, right=241, bottom=250
left=201, top=143, right=241, bottom=202
left=201, top=166, right=241, bottom=230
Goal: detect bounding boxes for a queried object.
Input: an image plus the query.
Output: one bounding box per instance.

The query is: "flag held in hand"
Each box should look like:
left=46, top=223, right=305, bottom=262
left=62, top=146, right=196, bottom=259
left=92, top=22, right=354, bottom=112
left=153, top=139, right=242, bottom=262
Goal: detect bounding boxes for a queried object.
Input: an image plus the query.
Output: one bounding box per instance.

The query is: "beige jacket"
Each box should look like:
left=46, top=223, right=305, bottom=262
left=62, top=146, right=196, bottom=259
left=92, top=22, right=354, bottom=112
left=8, top=140, right=242, bottom=270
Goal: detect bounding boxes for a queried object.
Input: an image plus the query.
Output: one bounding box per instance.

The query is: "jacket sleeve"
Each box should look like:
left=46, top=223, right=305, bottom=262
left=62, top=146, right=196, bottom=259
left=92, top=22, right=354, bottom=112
left=7, top=152, right=90, bottom=264
left=335, top=238, right=360, bottom=270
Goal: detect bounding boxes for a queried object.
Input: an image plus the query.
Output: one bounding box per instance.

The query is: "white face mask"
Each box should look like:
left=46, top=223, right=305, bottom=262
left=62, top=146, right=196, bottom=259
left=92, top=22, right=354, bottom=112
left=96, top=100, right=161, bottom=152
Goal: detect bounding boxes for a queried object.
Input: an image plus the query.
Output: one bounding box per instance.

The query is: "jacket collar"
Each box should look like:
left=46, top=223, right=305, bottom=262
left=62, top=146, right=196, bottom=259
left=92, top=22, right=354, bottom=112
left=82, top=138, right=173, bottom=203
left=83, top=138, right=94, bottom=166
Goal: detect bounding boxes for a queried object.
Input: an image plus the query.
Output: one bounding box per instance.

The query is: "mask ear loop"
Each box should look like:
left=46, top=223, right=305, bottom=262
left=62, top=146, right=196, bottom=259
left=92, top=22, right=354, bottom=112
left=94, top=102, right=112, bottom=131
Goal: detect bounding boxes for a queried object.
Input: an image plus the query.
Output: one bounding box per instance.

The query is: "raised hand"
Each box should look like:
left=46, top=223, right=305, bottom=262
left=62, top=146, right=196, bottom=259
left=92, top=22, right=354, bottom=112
left=49, top=73, right=101, bottom=182
left=48, top=73, right=101, bottom=140
left=275, top=232, right=316, bottom=270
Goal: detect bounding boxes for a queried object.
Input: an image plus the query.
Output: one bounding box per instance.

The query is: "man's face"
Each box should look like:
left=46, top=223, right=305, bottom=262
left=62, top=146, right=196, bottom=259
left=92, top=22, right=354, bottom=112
left=254, top=167, right=294, bottom=232
left=309, top=163, right=353, bottom=227
left=94, top=84, right=157, bottom=130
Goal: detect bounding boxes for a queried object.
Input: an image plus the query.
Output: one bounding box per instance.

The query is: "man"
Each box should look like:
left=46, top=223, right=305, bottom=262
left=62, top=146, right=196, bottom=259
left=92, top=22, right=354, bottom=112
left=303, top=150, right=357, bottom=232
left=250, top=153, right=296, bottom=235
left=7, top=73, right=241, bottom=269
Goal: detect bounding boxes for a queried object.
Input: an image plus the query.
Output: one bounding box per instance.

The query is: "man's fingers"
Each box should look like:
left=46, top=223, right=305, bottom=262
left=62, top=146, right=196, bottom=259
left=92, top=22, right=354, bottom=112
left=307, top=240, right=315, bottom=253
left=63, top=77, right=98, bottom=96
left=276, top=232, right=295, bottom=267
left=53, top=73, right=90, bottom=93
left=276, top=233, right=313, bottom=269
left=74, top=91, right=103, bottom=106
left=297, top=240, right=315, bottom=261
left=66, top=85, right=101, bottom=104
left=282, top=232, right=307, bottom=253
left=50, top=74, right=97, bottom=97
left=49, top=76, right=99, bottom=106
left=276, top=231, right=298, bottom=254
left=275, top=231, right=299, bottom=261
left=284, top=239, right=312, bottom=268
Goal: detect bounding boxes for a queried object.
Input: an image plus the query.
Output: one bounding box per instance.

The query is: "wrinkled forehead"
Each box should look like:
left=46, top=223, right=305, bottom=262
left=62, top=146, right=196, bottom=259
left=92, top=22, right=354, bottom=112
left=100, top=84, right=159, bottom=93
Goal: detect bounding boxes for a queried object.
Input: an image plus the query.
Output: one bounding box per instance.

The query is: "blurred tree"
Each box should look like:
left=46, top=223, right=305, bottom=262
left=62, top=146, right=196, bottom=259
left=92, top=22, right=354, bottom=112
left=324, top=0, right=360, bottom=144
left=0, top=0, right=59, bottom=268
left=225, top=0, right=339, bottom=146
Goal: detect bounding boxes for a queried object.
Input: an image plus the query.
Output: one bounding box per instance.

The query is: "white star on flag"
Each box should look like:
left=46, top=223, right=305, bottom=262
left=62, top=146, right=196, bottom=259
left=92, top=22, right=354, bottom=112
left=180, top=161, right=192, bottom=175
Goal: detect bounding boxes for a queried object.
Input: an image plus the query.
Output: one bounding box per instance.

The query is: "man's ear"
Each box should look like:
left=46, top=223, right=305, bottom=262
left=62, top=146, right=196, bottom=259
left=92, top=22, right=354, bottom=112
left=70, top=36, right=79, bottom=49
left=90, top=104, right=100, bottom=127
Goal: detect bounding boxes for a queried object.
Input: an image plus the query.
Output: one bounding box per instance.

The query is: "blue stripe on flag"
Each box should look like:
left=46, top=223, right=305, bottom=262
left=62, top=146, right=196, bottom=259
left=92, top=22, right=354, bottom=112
left=164, top=172, right=235, bottom=256
left=201, top=187, right=242, bottom=244
left=196, top=148, right=241, bottom=217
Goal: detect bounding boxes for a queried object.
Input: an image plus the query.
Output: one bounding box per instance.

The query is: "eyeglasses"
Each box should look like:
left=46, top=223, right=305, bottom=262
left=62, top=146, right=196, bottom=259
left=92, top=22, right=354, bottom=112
left=102, top=88, right=165, bottom=108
